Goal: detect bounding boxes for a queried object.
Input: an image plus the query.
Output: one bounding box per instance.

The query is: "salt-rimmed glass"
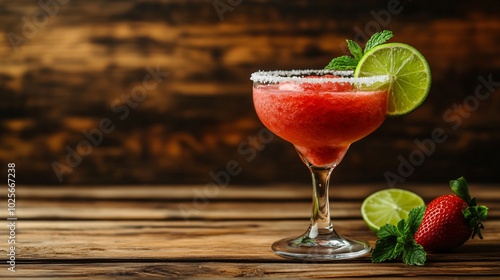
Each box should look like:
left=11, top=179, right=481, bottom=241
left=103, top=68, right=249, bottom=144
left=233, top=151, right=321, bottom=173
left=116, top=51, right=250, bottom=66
left=251, top=69, right=390, bottom=261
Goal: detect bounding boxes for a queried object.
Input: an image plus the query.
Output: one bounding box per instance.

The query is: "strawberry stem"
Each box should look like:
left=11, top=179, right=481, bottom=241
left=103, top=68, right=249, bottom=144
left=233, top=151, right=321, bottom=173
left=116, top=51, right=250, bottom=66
left=464, top=205, right=489, bottom=239
left=450, top=177, right=489, bottom=240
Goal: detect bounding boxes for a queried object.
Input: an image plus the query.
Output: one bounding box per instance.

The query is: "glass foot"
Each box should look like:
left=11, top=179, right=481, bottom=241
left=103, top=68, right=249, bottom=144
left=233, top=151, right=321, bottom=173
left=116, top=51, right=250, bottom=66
left=272, top=232, right=370, bottom=261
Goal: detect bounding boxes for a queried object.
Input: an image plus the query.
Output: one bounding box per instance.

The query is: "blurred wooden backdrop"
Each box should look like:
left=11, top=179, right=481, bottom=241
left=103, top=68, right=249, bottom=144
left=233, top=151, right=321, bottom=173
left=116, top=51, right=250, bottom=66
left=0, top=0, right=499, bottom=186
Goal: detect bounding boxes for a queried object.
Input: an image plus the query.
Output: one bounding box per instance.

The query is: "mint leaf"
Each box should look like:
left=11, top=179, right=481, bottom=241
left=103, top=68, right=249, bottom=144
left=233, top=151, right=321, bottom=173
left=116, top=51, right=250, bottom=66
left=371, top=235, right=399, bottom=263
left=372, top=224, right=399, bottom=262
left=371, top=205, right=427, bottom=266
left=324, top=55, right=358, bottom=70
left=347, top=39, right=363, bottom=61
left=406, top=206, right=425, bottom=234
left=396, top=218, right=405, bottom=235
left=377, top=223, right=398, bottom=239
left=364, top=30, right=393, bottom=53
left=325, top=30, right=393, bottom=70
left=392, top=241, right=405, bottom=259
left=402, top=241, right=426, bottom=266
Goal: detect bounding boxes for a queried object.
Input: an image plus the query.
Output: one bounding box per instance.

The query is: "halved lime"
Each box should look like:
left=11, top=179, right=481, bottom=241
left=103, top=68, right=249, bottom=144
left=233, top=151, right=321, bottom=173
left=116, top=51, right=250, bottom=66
left=354, top=43, right=431, bottom=116
left=361, top=188, right=425, bottom=232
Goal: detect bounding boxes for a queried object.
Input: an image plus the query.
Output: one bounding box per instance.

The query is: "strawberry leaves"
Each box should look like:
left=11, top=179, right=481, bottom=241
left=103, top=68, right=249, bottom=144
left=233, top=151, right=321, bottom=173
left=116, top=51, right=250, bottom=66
left=371, top=206, right=426, bottom=266
left=450, top=176, right=472, bottom=203
left=464, top=206, right=488, bottom=239
left=450, top=176, right=489, bottom=239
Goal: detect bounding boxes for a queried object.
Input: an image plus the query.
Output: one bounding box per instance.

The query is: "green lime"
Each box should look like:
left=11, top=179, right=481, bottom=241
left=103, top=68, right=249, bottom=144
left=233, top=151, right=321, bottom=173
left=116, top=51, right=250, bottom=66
left=354, top=42, right=431, bottom=116
left=361, top=188, right=425, bottom=232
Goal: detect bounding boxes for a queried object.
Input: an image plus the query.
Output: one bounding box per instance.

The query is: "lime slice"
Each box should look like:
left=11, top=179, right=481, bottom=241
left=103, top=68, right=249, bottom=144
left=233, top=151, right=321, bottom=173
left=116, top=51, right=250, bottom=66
left=361, top=188, right=425, bottom=232
left=354, top=43, right=431, bottom=116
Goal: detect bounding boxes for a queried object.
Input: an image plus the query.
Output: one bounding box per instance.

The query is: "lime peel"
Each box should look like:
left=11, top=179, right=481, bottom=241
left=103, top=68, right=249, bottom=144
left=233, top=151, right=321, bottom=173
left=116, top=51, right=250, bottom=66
left=354, top=42, right=431, bottom=116
left=361, top=188, right=425, bottom=232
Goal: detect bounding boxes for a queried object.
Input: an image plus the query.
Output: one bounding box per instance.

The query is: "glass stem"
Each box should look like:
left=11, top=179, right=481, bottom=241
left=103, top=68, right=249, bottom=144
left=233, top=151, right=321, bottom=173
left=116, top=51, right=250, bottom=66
left=309, top=166, right=336, bottom=236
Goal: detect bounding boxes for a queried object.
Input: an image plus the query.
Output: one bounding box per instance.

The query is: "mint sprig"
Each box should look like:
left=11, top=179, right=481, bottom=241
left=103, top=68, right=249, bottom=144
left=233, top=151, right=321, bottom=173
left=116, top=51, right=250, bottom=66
left=324, top=55, right=358, bottom=70
left=364, top=30, right=394, bottom=53
left=347, top=40, right=363, bottom=61
left=371, top=206, right=426, bottom=266
left=325, top=30, right=393, bottom=70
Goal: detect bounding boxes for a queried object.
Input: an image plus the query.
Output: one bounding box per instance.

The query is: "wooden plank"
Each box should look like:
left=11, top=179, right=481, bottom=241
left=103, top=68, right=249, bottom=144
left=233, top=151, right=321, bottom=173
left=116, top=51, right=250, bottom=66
left=2, top=261, right=500, bottom=279
left=8, top=184, right=499, bottom=221
left=1, top=220, right=366, bottom=261
left=3, top=220, right=500, bottom=262
left=12, top=200, right=360, bottom=220
left=10, top=197, right=500, bottom=221
left=7, top=184, right=499, bottom=221
left=14, top=184, right=500, bottom=201
left=0, top=183, right=499, bottom=278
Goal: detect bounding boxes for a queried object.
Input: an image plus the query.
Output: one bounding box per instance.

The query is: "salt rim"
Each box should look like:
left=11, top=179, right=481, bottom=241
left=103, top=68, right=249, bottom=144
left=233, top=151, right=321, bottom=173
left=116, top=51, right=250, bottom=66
left=250, top=69, right=390, bottom=86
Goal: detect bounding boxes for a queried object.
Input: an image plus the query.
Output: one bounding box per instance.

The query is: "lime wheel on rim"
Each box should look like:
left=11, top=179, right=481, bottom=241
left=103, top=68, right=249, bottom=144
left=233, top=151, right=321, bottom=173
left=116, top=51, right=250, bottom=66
left=354, top=42, right=432, bottom=116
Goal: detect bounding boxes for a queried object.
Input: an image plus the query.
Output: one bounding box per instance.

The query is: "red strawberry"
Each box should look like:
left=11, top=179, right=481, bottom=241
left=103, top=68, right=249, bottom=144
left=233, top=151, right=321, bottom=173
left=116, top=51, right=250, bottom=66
left=414, top=177, right=488, bottom=251
left=414, top=195, right=470, bottom=251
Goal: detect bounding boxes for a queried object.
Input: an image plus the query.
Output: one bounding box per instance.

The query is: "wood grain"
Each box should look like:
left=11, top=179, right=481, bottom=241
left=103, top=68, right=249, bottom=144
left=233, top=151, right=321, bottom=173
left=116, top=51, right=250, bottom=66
left=13, top=184, right=500, bottom=201
left=7, top=219, right=500, bottom=261
left=4, top=262, right=500, bottom=279
left=9, top=185, right=500, bottom=221
left=1, top=0, right=499, bottom=185
left=0, top=184, right=499, bottom=278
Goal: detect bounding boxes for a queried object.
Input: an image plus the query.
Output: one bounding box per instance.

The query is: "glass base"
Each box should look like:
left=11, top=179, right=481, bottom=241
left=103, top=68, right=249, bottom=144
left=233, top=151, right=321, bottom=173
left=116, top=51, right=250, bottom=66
left=272, top=232, right=370, bottom=261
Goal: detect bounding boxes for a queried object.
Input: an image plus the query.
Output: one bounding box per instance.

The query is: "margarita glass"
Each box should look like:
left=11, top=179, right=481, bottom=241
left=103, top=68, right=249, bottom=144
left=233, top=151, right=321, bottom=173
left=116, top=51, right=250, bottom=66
left=251, top=69, right=390, bottom=260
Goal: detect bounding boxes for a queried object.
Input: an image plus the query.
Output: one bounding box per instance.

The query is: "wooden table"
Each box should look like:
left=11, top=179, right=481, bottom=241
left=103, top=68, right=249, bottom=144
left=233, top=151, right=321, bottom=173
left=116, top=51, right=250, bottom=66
left=3, top=183, right=499, bottom=279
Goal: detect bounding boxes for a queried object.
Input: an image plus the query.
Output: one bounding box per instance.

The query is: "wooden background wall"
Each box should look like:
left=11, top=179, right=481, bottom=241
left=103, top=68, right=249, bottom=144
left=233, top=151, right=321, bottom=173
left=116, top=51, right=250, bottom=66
left=1, top=0, right=499, bottom=186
